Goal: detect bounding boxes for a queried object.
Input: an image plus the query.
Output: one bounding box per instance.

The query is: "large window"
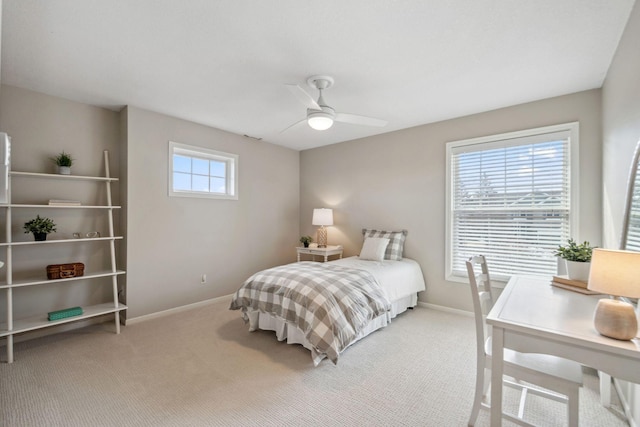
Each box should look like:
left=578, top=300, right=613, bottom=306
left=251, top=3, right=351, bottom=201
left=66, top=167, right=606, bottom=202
left=169, top=141, right=238, bottom=200
left=446, top=123, right=579, bottom=282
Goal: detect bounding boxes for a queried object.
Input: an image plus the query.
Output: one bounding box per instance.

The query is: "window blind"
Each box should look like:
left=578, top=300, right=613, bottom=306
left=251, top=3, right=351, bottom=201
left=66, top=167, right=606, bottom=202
left=449, top=130, right=572, bottom=280
left=626, top=171, right=640, bottom=251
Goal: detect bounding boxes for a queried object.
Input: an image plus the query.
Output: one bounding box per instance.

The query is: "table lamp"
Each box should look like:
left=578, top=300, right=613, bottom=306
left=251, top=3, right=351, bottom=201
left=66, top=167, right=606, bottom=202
left=587, top=248, right=640, bottom=340
left=312, top=208, right=333, bottom=248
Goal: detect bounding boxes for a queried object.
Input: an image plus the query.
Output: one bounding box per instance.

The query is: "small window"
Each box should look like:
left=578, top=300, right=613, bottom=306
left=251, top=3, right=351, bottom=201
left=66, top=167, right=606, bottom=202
left=169, top=141, right=238, bottom=200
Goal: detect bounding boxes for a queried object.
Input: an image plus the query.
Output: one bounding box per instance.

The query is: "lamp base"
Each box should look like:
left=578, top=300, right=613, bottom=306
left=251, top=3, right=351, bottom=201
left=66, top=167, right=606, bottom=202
left=317, top=226, right=327, bottom=248
left=593, top=299, right=638, bottom=341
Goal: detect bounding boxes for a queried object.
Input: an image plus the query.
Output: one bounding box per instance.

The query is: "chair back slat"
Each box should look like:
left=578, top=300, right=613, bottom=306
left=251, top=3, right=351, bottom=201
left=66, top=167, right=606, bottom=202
left=466, top=255, right=495, bottom=353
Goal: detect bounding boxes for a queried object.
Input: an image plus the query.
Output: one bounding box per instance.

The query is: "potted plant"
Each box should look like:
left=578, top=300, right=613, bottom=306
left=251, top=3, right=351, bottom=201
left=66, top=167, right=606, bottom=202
left=51, top=151, right=74, bottom=175
left=23, top=215, right=57, bottom=241
left=554, top=238, right=595, bottom=281
left=299, top=235, right=313, bottom=248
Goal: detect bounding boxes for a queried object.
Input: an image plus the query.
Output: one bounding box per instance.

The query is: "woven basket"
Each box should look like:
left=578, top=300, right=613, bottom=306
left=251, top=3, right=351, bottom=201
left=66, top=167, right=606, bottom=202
left=46, top=263, right=85, bottom=280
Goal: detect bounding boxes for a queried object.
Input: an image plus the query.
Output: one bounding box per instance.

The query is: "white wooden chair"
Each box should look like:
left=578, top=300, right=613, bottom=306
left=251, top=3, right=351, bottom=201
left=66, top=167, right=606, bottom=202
left=466, top=255, right=583, bottom=427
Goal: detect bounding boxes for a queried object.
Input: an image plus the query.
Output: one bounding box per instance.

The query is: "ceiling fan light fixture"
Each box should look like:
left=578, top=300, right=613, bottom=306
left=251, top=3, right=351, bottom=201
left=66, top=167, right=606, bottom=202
left=307, top=111, right=334, bottom=131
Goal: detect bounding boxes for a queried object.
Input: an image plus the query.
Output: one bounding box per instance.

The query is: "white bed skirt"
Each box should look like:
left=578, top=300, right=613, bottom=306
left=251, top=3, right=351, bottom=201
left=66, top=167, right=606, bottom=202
left=246, top=293, right=418, bottom=359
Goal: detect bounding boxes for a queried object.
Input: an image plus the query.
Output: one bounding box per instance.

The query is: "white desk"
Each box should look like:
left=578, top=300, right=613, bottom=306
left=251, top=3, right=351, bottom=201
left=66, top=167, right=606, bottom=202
left=486, top=275, right=640, bottom=426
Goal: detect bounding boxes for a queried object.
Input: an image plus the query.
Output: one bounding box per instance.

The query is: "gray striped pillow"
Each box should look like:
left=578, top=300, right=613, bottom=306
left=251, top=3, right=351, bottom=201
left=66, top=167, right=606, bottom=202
left=362, top=229, right=407, bottom=260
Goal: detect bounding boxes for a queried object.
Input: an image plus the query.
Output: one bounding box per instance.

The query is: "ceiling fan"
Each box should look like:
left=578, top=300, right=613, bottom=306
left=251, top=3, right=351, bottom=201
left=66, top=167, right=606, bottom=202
left=283, top=75, right=388, bottom=132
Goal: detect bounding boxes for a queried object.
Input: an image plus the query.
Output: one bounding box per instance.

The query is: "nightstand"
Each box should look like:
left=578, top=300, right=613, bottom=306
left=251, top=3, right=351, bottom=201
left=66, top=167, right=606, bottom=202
left=296, top=245, right=343, bottom=262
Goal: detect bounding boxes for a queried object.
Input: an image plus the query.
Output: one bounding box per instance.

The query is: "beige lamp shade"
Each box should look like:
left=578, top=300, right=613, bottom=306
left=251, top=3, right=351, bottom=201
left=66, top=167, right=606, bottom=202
left=312, top=208, right=333, bottom=226
left=588, top=248, right=640, bottom=297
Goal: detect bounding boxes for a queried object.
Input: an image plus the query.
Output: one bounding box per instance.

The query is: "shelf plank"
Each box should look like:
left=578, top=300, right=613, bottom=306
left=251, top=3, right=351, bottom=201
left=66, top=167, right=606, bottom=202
left=10, top=171, right=119, bottom=182
left=0, top=236, right=123, bottom=247
left=0, top=204, right=121, bottom=209
left=0, top=303, right=128, bottom=337
left=0, top=270, right=126, bottom=289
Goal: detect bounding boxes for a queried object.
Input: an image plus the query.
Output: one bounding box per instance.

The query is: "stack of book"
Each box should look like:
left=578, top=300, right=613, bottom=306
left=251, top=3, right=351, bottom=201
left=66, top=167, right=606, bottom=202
left=48, top=199, right=81, bottom=206
left=551, top=275, right=602, bottom=295
left=47, top=306, right=84, bottom=321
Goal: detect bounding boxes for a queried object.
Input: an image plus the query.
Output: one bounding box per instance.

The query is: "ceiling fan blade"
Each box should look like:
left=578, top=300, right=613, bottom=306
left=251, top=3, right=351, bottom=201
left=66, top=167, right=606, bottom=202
left=335, top=112, right=387, bottom=127
left=280, top=118, right=307, bottom=134
left=285, top=84, right=321, bottom=110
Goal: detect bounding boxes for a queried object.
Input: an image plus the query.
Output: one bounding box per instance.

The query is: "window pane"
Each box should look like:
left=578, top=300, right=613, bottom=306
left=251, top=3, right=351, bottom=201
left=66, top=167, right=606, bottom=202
left=447, top=125, right=574, bottom=281
left=169, top=142, right=238, bottom=200
left=174, top=155, right=191, bottom=173
left=210, top=160, right=226, bottom=178
left=210, top=177, right=226, bottom=193
left=192, top=157, right=209, bottom=175
left=173, top=172, right=191, bottom=191
left=192, top=175, right=209, bottom=192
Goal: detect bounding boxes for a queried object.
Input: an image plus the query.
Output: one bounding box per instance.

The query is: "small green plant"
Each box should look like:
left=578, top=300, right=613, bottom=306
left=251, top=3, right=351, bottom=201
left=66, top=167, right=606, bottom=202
left=299, top=235, right=313, bottom=246
left=23, top=215, right=57, bottom=235
left=554, top=238, right=594, bottom=262
left=51, top=151, right=74, bottom=167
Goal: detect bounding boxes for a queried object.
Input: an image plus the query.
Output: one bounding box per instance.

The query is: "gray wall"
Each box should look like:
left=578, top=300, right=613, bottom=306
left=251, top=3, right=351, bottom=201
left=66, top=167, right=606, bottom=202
left=0, top=85, right=300, bottom=324
left=123, top=106, right=299, bottom=319
left=300, top=89, right=603, bottom=312
left=0, top=85, right=121, bottom=320
left=601, top=1, right=640, bottom=421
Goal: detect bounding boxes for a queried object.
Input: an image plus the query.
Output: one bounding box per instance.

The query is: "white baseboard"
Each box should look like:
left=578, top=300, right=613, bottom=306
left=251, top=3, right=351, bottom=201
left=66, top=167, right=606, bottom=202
left=125, top=294, right=233, bottom=325
left=418, top=301, right=474, bottom=318
left=128, top=298, right=471, bottom=325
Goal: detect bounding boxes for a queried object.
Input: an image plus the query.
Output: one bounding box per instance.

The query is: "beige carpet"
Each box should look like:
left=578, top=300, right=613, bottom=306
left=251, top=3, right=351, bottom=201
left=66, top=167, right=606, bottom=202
left=0, top=301, right=629, bottom=426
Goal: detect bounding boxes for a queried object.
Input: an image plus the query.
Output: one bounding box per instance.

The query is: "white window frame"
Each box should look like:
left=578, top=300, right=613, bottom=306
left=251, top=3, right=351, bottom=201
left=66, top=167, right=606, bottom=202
left=445, top=122, right=579, bottom=283
left=168, top=141, right=238, bottom=200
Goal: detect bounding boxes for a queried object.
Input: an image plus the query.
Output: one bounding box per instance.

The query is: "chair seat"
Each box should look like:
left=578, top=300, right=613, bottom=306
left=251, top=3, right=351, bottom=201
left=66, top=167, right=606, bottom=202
left=486, top=337, right=583, bottom=385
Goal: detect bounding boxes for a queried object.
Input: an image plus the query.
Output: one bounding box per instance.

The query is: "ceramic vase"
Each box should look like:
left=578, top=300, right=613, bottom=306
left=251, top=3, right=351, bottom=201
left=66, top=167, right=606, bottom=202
left=565, top=260, right=591, bottom=282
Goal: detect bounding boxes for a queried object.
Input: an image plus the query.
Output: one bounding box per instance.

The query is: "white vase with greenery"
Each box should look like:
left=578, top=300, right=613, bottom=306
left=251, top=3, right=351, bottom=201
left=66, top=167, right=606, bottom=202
left=51, top=151, right=74, bottom=175
left=554, top=238, right=595, bottom=282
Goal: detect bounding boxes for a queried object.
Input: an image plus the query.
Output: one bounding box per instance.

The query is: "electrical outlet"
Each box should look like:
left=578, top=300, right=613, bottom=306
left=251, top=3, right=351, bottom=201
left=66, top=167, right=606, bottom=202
left=201, top=274, right=207, bottom=284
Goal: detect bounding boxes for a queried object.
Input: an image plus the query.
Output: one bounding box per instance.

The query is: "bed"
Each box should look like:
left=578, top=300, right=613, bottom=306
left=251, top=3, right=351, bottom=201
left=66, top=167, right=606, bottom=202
left=229, top=229, right=426, bottom=365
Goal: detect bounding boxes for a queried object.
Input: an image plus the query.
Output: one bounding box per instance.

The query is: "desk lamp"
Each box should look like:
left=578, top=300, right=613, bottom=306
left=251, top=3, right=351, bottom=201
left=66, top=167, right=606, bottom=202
left=312, top=208, right=333, bottom=248
left=588, top=248, right=640, bottom=340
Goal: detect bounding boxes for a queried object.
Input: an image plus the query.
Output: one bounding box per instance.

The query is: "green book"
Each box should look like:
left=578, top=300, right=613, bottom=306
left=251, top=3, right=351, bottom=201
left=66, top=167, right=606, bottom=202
left=48, top=306, right=84, bottom=321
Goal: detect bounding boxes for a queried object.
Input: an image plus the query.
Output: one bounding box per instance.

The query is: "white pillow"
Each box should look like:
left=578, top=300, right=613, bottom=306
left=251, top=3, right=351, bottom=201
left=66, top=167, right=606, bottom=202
left=359, top=237, right=390, bottom=261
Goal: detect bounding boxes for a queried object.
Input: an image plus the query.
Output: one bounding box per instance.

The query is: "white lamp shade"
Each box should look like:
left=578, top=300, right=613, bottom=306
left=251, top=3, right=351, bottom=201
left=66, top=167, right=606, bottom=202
left=588, top=248, right=640, bottom=298
left=312, top=208, right=333, bottom=226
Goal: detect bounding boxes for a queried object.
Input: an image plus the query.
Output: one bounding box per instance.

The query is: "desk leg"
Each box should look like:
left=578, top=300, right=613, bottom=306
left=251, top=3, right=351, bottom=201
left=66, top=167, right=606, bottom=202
left=491, top=326, right=504, bottom=427
left=599, top=372, right=612, bottom=407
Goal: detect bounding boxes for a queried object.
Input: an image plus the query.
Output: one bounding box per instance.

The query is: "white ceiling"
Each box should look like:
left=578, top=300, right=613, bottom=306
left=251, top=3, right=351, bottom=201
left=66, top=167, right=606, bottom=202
left=1, top=1, right=635, bottom=151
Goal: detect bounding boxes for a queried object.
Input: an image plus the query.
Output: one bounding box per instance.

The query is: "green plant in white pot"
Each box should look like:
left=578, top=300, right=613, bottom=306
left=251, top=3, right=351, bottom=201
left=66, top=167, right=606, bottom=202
left=554, top=238, right=595, bottom=282
left=51, top=151, right=74, bottom=175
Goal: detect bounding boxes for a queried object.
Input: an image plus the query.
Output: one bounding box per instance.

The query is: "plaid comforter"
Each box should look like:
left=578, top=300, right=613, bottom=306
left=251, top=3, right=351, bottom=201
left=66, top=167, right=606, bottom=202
left=229, top=262, right=391, bottom=365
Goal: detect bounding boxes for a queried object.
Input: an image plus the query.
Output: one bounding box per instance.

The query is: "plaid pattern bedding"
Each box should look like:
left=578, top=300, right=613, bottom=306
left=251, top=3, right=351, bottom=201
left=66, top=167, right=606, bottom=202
left=229, top=261, right=391, bottom=365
